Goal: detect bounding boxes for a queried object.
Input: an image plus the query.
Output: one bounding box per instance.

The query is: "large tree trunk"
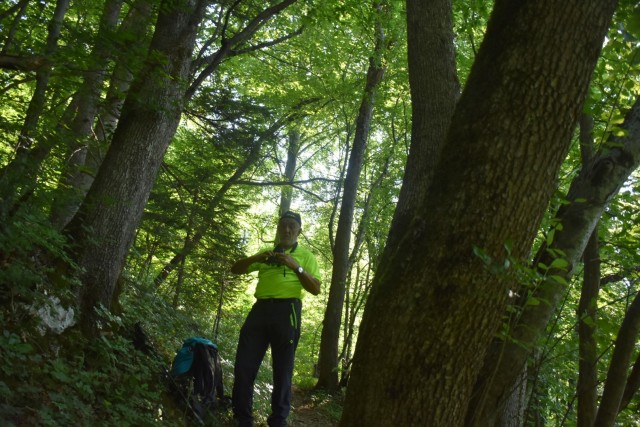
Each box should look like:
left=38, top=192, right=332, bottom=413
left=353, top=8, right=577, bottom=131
left=316, top=4, right=386, bottom=391
left=340, top=1, right=616, bottom=426
left=64, top=0, right=209, bottom=338
left=467, top=94, right=640, bottom=426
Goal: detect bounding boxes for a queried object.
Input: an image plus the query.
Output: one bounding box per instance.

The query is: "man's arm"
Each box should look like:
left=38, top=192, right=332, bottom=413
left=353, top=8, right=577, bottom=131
left=230, top=251, right=271, bottom=274
left=296, top=270, right=321, bottom=296
left=275, top=253, right=321, bottom=296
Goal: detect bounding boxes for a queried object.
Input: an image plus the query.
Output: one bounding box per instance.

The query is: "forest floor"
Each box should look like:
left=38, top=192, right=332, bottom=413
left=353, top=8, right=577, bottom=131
left=288, top=385, right=342, bottom=426
left=210, top=385, right=342, bottom=426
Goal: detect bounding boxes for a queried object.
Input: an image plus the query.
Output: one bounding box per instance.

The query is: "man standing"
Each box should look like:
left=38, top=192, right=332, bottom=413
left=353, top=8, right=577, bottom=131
left=231, top=211, right=321, bottom=427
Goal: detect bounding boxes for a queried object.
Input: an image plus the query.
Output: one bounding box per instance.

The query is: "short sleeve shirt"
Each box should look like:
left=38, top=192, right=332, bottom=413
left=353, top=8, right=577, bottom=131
left=248, top=244, right=321, bottom=299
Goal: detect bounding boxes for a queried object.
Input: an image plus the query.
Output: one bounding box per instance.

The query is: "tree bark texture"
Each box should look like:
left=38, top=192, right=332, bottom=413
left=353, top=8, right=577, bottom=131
left=383, top=0, right=458, bottom=253
left=316, top=7, right=386, bottom=391
left=468, top=94, right=640, bottom=425
left=341, top=1, right=616, bottom=426
left=65, top=0, right=208, bottom=337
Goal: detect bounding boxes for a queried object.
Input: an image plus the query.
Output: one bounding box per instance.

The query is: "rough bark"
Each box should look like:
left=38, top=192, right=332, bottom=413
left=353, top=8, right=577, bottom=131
left=65, top=0, right=209, bottom=338
left=467, top=94, right=640, bottom=426
left=383, top=0, right=458, bottom=253
left=316, top=5, right=386, bottom=391
left=341, top=1, right=616, bottom=426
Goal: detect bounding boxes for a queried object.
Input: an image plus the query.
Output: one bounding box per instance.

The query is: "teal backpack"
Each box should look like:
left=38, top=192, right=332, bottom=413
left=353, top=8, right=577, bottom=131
left=171, top=336, right=226, bottom=414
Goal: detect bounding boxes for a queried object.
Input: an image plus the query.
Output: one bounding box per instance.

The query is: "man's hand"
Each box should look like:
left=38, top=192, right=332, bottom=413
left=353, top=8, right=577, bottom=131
left=273, top=252, right=298, bottom=270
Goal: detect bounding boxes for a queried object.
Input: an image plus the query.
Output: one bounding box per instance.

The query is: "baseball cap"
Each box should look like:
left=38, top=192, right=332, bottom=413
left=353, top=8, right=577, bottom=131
left=280, top=210, right=302, bottom=226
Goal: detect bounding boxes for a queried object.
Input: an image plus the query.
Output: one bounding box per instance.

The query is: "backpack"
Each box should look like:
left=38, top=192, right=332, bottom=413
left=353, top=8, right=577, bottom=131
left=171, top=337, right=227, bottom=416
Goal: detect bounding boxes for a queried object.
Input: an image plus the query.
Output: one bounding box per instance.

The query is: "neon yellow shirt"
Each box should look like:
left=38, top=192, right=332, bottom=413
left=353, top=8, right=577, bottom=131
left=248, top=244, right=321, bottom=299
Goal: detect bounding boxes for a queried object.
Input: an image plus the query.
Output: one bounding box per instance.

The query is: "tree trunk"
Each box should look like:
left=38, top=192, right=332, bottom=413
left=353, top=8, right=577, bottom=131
left=576, top=114, right=600, bottom=427
left=64, top=0, right=209, bottom=338
left=316, top=4, right=386, bottom=391
left=0, top=0, right=70, bottom=219
left=576, top=229, right=600, bottom=427
left=619, top=353, right=640, bottom=412
left=467, top=94, right=640, bottom=426
left=1, top=0, right=30, bottom=55
left=383, top=0, right=458, bottom=253
left=279, top=129, right=300, bottom=215
left=341, top=1, right=616, bottom=425
left=595, top=290, right=640, bottom=426
left=494, top=366, right=527, bottom=427
left=50, top=0, right=124, bottom=229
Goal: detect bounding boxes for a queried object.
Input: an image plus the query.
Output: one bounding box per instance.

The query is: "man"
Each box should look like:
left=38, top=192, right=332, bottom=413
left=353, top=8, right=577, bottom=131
left=231, top=210, right=321, bottom=427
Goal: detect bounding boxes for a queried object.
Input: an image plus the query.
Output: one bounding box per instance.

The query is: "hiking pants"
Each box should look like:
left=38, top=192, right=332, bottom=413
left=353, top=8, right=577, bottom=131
left=232, top=298, right=302, bottom=427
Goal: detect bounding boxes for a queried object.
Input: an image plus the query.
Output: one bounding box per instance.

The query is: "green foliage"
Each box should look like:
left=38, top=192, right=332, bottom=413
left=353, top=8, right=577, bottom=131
left=0, top=316, right=177, bottom=426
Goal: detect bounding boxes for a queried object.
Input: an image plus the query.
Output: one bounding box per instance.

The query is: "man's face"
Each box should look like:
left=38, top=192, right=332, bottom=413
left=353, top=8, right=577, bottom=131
left=277, top=218, right=301, bottom=248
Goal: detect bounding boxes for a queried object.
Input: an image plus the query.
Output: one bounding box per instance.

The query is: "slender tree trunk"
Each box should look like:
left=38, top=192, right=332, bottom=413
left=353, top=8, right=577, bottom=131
left=618, top=353, right=640, bottom=412
left=576, top=114, right=600, bottom=427
left=64, top=0, right=209, bottom=338
left=316, top=3, right=386, bottom=391
left=0, top=0, right=70, bottom=219
left=341, top=1, right=616, bottom=425
left=172, top=256, right=187, bottom=309
left=383, top=0, right=458, bottom=253
left=50, top=0, right=124, bottom=229
left=279, top=129, right=300, bottom=215
left=595, top=290, right=640, bottom=426
left=95, top=0, right=155, bottom=147
left=1, top=0, right=30, bottom=54
left=576, top=229, right=600, bottom=427
left=467, top=94, right=640, bottom=425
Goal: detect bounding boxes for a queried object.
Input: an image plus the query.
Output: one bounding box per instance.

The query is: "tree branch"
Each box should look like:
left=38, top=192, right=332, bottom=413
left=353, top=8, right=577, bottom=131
left=0, top=54, right=48, bottom=71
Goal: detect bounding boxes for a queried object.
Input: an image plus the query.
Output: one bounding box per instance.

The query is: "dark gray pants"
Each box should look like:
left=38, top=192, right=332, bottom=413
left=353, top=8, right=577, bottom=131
left=232, top=298, right=302, bottom=427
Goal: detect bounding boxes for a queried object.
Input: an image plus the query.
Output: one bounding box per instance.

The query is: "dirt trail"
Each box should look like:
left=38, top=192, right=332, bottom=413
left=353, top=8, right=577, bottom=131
left=288, top=385, right=340, bottom=427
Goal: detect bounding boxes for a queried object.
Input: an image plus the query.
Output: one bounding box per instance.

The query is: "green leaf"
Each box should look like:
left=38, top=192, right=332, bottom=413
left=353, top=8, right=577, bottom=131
left=549, top=258, right=569, bottom=270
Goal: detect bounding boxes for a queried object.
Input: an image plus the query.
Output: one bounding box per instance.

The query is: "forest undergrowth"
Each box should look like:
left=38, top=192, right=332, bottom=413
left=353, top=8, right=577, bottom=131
left=0, top=279, right=343, bottom=426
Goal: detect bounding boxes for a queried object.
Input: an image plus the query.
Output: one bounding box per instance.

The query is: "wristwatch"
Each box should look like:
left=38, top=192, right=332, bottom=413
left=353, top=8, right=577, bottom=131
left=296, top=266, right=304, bottom=274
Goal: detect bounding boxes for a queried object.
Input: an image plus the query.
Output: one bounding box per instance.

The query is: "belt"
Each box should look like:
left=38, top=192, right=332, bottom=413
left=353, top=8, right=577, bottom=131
left=256, top=298, right=300, bottom=304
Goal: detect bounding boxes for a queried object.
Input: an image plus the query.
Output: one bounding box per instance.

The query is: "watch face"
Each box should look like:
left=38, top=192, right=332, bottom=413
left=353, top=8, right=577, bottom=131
left=297, top=267, right=303, bottom=273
